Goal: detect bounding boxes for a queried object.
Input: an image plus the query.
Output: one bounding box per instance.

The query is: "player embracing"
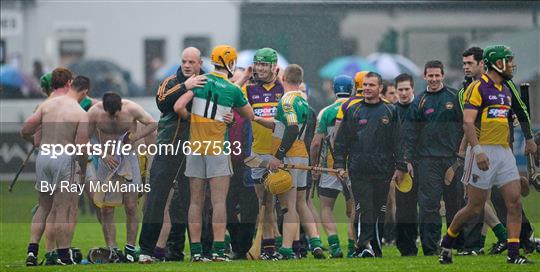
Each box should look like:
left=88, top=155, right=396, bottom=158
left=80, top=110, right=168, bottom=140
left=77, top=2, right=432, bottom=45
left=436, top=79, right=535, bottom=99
left=241, top=47, right=285, bottom=260
left=175, top=45, right=254, bottom=262
left=267, top=64, right=325, bottom=260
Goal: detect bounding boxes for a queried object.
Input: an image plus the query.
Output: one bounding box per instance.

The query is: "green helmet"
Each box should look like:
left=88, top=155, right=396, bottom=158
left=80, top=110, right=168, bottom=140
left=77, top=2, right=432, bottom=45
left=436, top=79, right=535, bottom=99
left=253, top=47, right=278, bottom=64
left=40, top=72, right=52, bottom=93
left=483, top=45, right=513, bottom=68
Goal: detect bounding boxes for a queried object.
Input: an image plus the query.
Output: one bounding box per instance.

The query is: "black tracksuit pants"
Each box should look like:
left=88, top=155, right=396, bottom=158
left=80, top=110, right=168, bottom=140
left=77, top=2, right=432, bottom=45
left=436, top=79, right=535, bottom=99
left=416, top=157, right=460, bottom=256
left=226, top=163, right=258, bottom=256
left=395, top=163, right=418, bottom=256
left=139, top=154, right=188, bottom=256
left=165, top=174, right=190, bottom=259
left=351, top=172, right=391, bottom=254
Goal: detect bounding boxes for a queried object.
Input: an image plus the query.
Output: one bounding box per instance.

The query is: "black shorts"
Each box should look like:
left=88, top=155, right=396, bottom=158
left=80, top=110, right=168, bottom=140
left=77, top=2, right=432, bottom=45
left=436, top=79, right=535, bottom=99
left=318, top=186, right=341, bottom=199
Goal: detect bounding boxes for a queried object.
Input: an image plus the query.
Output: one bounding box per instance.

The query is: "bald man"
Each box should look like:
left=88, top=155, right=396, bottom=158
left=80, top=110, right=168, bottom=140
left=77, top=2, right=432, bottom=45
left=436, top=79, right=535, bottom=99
left=138, top=47, right=207, bottom=263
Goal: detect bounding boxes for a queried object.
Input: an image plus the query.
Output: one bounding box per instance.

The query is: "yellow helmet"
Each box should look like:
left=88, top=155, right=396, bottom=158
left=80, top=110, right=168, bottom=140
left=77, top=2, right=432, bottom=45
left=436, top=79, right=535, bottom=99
left=211, top=45, right=238, bottom=75
left=354, top=71, right=369, bottom=91
left=264, top=169, right=293, bottom=195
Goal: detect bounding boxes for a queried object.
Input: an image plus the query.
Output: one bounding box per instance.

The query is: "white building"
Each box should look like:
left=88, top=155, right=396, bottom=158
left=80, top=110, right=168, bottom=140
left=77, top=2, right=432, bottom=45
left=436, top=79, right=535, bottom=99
left=1, top=0, right=240, bottom=91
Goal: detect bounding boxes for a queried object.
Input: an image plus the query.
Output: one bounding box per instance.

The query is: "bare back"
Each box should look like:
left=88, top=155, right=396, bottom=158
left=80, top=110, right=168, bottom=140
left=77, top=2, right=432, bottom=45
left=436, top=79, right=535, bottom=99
left=39, top=96, right=88, bottom=146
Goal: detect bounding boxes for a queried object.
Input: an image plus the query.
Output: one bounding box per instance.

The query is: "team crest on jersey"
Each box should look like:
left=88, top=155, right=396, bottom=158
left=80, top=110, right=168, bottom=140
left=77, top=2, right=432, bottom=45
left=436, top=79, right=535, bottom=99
left=445, top=102, right=454, bottom=109
left=359, top=119, right=368, bottom=125
left=276, top=93, right=283, bottom=100
left=381, top=116, right=389, bottom=124
left=425, top=108, right=435, bottom=115
left=472, top=174, right=479, bottom=183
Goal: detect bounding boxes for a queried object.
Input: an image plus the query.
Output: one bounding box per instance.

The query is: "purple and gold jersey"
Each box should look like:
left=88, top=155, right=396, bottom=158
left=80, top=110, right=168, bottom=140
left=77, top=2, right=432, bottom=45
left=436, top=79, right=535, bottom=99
left=242, top=81, right=285, bottom=154
left=463, top=74, right=512, bottom=148
left=336, top=92, right=363, bottom=121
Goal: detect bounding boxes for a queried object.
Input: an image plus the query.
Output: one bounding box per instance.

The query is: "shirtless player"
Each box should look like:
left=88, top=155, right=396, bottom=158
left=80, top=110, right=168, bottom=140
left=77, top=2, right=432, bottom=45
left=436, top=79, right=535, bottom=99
left=88, top=92, right=157, bottom=262
left=22, top=74, right=90, bottom=265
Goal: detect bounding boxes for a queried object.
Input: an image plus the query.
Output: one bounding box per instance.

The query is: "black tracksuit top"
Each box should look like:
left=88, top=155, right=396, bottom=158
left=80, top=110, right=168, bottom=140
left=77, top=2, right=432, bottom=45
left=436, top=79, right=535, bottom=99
left=399, top=86, right=463, bottom=162
left=333, top=99, right=400, bottom=176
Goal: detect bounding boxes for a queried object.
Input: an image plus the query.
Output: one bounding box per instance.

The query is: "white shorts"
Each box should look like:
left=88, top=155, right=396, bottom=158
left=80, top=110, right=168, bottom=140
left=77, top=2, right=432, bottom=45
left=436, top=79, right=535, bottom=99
left=96, top=153, right=142, bottom=185
left=462, top=145, right=520, bottom=190
left=284, top=157, right=308, bottom=188
left=185, top=154, right=233, bottom=179
left=250, top=152, right=273, bottom=180
left=319, top=173, right=342, bottom=191
left=35, top=153, right=77, bottom=193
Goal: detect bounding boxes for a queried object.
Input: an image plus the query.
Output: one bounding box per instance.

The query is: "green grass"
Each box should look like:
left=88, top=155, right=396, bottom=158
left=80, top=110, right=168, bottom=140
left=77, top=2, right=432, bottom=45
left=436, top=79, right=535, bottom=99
left=1, top=181, right=539, bottom=271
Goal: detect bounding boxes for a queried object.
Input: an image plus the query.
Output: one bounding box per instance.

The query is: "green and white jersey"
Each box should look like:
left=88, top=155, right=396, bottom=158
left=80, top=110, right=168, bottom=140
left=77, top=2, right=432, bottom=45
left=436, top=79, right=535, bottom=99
left=272, top=90, right=310, bottom=157
left=316, top=98, right=347, bottom=168
left=189, top=72, right=247, bottom=153
left=316, top=98, right=348, bottom=136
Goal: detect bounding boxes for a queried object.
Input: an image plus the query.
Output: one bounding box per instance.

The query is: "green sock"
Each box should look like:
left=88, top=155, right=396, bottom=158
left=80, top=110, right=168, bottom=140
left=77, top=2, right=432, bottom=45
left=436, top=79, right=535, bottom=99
left=125, top=244, right=135, bottom=252
left=190, top=242, right=202, bottom=256
left=278, top=247, right=293, bottom=258
left=309, top=237, right=323, bottom=250
left=347, top=239, right=355, bottom=257
left=31, top=204, right=39, bottom=216
left=45, top=251, right=57, bottom=260
left=275, top=236, right=283, bottom=248
left=212, top=241, right=225, bottom=257
left=480, top=235, right=486, bottom=248
left=224, top=234, right=231, bottom=247
left=492, top=223, right=508, bottom=242
left=327, top=235, right=341, bottom=255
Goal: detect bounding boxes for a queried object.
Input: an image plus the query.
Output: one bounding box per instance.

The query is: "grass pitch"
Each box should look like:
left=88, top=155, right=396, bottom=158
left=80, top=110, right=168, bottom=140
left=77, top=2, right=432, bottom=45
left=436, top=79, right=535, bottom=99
left=1, top=181, right=539, bottom=271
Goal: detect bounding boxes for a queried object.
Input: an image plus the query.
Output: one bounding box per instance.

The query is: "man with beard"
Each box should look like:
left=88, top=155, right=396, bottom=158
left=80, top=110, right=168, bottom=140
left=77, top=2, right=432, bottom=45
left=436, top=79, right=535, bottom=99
left=240, top=48, right=285, bottom=259
left=439, top=45, right=533, bottom=265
